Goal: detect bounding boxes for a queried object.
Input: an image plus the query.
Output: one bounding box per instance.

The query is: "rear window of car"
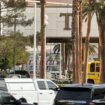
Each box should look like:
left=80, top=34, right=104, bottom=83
left=55, top=87, right=92, bottom=101
left=92, top=88, right=105, bottom=100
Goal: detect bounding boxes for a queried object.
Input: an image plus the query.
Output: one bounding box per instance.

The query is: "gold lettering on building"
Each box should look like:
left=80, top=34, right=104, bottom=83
left=60, top=13, right=72, bottom=30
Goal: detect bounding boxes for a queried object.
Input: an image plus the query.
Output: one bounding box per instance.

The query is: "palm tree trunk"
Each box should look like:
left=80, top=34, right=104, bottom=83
left=76, top=10, right=79, bottom=83
left=40, top=0, right=46, bottom=78
left=98, top=20, right=105, bottom=83
left=79, top=1, right=82, bottom=83
left=83, top=11, right=91, bottom=83
left=61, top=43, right=66, bottom=76
left=67, top=50, right=71, bottom=81
left=72, top=0, right=77, bottom=83
left=97, top=21, right=102, bottom=83
left=72, top=0, right=82, bottom=83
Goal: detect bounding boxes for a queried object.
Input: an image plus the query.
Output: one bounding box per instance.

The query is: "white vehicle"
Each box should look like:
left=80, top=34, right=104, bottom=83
left=4, top=78, right=59, bottom=105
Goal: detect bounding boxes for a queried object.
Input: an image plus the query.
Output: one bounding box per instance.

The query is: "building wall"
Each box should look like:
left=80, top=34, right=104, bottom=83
left=22, top=6, right=98, bottom=38
left=2, top=3, right=99, bottom=38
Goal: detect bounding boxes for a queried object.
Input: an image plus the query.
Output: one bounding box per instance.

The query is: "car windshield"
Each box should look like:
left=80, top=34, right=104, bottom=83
left=56, top=87, right=92, bottom=101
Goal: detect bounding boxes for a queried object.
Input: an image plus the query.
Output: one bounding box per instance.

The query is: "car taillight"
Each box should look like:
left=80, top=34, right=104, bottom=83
left=89, top=102, right=95, bottom=105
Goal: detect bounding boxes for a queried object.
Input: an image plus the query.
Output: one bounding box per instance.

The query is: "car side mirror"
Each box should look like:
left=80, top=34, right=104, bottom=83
left=54, top=87, right=60, bottom=91
left=50, top=87, right=59, bottom=91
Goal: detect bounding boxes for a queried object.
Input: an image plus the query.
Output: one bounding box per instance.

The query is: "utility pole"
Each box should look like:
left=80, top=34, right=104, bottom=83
left=40, top=0, right=46, bottom=78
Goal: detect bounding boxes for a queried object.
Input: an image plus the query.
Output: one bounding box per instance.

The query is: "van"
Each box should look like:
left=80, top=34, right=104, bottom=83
left=4, top=78, right=59, bottom=105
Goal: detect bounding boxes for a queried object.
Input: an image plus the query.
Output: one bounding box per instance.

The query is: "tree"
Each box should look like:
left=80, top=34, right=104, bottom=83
left=82, top=0, right=92, bottom=83
left=72, top=0, right=82, bottom=83
left=53, top=43, right=72, bottom=72
left=83, top=0, right=105, bottom=83
left=53, top=43, right=97, bottom=81
left=96, top=1, right=105, bottom=83
left=0, top=0, right=33, bottom=71
left=40, top=0, right=46, bottom=78
left=79, top=0, right=83, bottom=84
left=0, top=32, right=29, bottom=71
left=88, top=44, right=97, bottom=55
left=1, top=0, right=33, bottom=30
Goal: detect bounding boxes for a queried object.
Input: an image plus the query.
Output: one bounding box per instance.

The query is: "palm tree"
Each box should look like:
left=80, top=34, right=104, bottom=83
left=53, top=43, right=97, bottom=82
left=88, top=44, right=97, bottom=55
left=97, top=2, right=105, bottom=83
left=72, top=0, right=83, bottom=83
left=72, top=0, right=78, bottom=83
left=79, top=0, right=83, bottom=84
left=53, top=43, right=72, bottom=76
left=83, top=0, right=105, bottom=83
left=82, top=0, right=93, bottom=83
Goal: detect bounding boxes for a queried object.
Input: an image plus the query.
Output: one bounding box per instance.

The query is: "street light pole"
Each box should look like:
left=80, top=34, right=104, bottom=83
left=59, top=43, right=62, bottom=79
left=0, top=2, right=1, bottom=36
left=33, top=0, right=37, bottom=79
left=40, top=0, right=46, bottom=78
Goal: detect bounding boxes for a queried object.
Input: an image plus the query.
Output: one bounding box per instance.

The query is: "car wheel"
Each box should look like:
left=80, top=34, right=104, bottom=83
left=19, top=98, right=27, bottom=103
left=33, top=103, right=38, bottom=105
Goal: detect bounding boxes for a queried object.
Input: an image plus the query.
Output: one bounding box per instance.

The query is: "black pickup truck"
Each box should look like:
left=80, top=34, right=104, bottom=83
left=54, top=84, right=105, bottom=105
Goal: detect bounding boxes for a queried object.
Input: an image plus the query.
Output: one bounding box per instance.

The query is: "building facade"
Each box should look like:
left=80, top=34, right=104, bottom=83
left=23, top=0, right=99, bottom=43
left=2, top=0, right=99, bottom=41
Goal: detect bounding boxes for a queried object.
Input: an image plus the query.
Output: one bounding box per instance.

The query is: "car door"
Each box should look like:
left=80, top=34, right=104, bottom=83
left=46, top=80, right=59, bottom=104
left=37, top=80, right=54, bottom=105
left=0, top=92, right=18, bottom=105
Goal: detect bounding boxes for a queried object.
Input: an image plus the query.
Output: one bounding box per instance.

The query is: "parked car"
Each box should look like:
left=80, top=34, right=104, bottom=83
left=8, top=70, right=30, bottom=78
left=0, top=90, right=33, bottom=105
left=54, top=84, right=105, bottom=105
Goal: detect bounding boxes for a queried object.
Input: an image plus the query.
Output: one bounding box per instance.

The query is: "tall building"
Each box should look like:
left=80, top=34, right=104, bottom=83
left=2, top=0, right=98, bottom=41
left=24, top=0, right=98, bottom=42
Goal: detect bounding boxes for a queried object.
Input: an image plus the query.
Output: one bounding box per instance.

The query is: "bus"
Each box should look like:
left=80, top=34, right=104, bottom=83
left=86, top=61, right=100, bottom=84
